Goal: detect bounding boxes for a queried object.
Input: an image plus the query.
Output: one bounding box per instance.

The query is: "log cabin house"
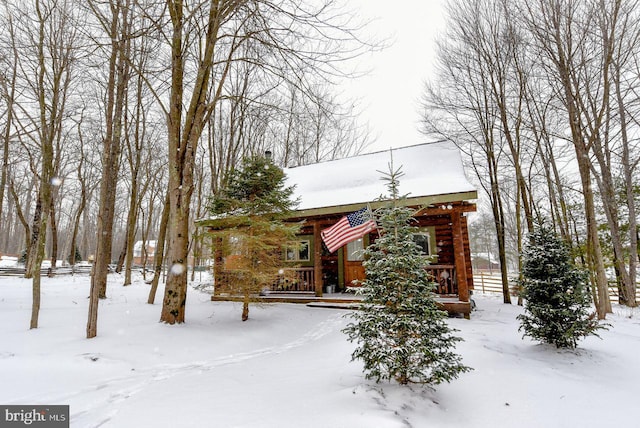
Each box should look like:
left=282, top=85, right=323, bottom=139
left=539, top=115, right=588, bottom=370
left=200, top=142, right=477, bottom=316
left=133, top=240, right=157, bottom=266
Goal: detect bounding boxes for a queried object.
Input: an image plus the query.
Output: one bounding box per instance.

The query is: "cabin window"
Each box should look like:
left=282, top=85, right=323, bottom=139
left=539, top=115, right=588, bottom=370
left=413, top=233, right=430, bottom=255
left=285, top=240, right=310, bottom=262
left=346, top=238, right=365, bottom=261
left=229, top=235, right=243, bottom=255
left=413, top=229, right=436, bottom=257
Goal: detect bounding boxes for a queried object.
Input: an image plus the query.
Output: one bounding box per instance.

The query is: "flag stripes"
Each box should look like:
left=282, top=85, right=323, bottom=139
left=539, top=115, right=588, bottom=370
left=321, top=208, right=376, bottom=253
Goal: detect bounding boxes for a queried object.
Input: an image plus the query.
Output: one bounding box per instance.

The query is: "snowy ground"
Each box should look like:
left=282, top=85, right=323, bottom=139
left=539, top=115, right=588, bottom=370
left=1, top=273, right=638, bottom=428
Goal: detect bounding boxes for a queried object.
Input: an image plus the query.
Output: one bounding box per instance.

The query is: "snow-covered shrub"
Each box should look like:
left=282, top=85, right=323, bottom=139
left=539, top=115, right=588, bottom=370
left=517, top=222, right=606, bottom=348
left=343, top=166, right=470, bottom=386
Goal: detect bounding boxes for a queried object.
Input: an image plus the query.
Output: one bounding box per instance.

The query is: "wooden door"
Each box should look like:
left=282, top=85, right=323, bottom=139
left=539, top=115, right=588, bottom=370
left=343, top=238, right=365, bottom=287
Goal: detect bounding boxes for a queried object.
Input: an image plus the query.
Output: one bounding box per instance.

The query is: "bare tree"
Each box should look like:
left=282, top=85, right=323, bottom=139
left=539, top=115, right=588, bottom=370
left=521, top=0, right=616, bottom=318
left=119, top=35, right=160, bottom=286
left=7, top=172, right=36, bottom=259
left=426, top=0, right=640, bottom=316
left=2, top=0, right=81, bottom=328
left=599, top=0, right=639, bottom=307
left=422, top=0, right=516, bottom=303
left=86, top=0, right=135, bottom=338
left=159, top=0, right=370, bottom=324
left=147, top=189, right=169, bottom=305
left=0, top=9, right=19, bottom=245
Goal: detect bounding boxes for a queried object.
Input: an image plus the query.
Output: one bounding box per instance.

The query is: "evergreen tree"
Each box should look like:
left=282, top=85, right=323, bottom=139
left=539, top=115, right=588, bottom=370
left=517, top=222, right=606, bottom=348
left=69, top=247, right=82, bottom=264
left=18, top=249, right=27, bottom=265
left=343, top=166, right=470, bottom=386
left=207, top=155, right=300, bottom=321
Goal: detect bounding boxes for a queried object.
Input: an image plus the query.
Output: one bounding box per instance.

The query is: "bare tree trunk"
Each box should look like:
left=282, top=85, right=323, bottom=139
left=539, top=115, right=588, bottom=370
left=161, top=1, right=227, bottom=323
left=115, top=247, right=126, bottom=273
left=492, top=176, right=512, bottom=304
left=29, top=189, right=51, bottom=329
left=611, top=20, right=638, bottom=307
left=87, top=0, right=132, bottom=338
left=48, top=201, right=58, bottom=274
left=148, top=190, right=169, bottom=304
left=122, top=73, right=148, bottom=285
left=121, top=188, right=138, bottom=286
left=0, top=52, right=17, bottom=243
left=140, top=187, right=155, bottom=280
left=25, top=196, right=45, bottom=279
left=68, top=127, right=88, bottom=265
left=21, top=0, right=76, bottom=327
left=523, top=0, right=612, bottom=318
left=538, top=132, right=573, bottom=247
left=0, top=135, right=8, bottom=246
left=578, top=156, right=611, bottom=318
left=8, top=177, right=32, bottom=262
left=242, top=294, right=250, bottom=322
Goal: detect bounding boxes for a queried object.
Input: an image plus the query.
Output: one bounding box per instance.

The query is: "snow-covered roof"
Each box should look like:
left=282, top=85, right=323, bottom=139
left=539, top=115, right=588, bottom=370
left=133, top=240, right=157, bottom=252
left=283, top=142, right=476, bottom=215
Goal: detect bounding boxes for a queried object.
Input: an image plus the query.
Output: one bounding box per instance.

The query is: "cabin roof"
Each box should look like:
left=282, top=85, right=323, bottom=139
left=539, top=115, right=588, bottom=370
left=133, top=240, right=157, bottom=252
left=284, top=142, right=477, bottom=217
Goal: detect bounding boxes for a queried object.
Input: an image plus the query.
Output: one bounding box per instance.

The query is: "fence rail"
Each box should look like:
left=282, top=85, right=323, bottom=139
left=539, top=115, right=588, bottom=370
left=0, top=265, right=95, bottom=277
left=473, top=272, right=506, bottom=294
left=473, top=271, right=640, bottom=302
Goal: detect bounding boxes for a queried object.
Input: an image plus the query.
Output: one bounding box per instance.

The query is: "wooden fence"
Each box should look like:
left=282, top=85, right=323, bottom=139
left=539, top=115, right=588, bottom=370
left=0, top=264, right=96, bottom=277
left=472, top=272, right=509, bottom=294
left=473, top=271, right=640, bottom=302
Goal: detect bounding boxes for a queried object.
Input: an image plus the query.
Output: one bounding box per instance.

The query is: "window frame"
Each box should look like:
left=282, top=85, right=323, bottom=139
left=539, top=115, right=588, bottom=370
left=413, top=227, right=437, bottom=260
left=285, top=239, right=311, bottom=262
left=346, top=238, right=365, bottom=261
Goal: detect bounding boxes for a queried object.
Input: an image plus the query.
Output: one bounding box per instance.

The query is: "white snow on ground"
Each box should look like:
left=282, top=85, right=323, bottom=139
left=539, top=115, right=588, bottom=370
left=1, top=273, right=639, bottom=428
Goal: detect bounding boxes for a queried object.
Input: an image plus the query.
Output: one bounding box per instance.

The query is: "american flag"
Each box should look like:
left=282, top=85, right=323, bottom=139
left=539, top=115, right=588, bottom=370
left=321, top=207, right=376, bottom=253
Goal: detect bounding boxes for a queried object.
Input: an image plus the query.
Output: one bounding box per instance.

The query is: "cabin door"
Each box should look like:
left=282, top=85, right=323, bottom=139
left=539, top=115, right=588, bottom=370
left=343, top=237, right=366, bottom=287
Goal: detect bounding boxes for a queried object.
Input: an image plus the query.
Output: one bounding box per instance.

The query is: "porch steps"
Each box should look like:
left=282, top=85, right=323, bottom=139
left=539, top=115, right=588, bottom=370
left=211, top=292, right=361, bottom=305
left=306, top=302, right=362, bottom=310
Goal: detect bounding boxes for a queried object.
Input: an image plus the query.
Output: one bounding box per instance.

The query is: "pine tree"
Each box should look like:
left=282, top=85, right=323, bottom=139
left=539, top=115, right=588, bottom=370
left=343, top=166, right=471, bottom=386
left=207, top=155, right=300, bottom=321
left=69, top=247, right=82, bottom=264
left=517, top=222, right=606, bottom=348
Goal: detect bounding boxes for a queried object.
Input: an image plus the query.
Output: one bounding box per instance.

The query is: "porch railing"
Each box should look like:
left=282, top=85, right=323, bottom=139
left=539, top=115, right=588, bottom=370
left=267, top=265, right=456, bottom=295
left=270, top=267, right=315, bottom=292
left=215, top=265, right=456, bottom=295
left=426, top=264, right=457, bottom=295
left=213, top=267, right=316, bottom=295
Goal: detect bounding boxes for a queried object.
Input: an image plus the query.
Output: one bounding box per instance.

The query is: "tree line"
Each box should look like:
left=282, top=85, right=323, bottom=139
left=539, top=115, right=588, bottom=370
left=422, top=0, right=640, bottom=318
left=0, top=0, right=373, bottom=334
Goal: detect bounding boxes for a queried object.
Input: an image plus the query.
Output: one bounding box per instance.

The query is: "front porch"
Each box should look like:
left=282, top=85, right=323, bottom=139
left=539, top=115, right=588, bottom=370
left=210, top=292, right=472, bottom=316
left=262, top=264, right=461, bottom=296
left=211, top=264, right=472, bottom=317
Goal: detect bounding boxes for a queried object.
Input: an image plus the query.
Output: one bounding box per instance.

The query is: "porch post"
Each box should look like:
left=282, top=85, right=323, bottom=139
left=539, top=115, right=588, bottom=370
left=451, top=211, right=470, bottom=303
left=212, top=236, right=223, bottom=296
left=313, top=221, right=323, bottom=297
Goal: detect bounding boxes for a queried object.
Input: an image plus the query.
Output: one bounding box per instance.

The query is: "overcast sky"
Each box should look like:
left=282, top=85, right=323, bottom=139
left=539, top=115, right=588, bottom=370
left=345, top=1, right=447, bottom=153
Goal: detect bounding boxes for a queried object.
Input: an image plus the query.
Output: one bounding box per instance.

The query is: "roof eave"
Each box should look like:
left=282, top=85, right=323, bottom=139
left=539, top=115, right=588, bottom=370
left=289, top=190, right=478, bottom=219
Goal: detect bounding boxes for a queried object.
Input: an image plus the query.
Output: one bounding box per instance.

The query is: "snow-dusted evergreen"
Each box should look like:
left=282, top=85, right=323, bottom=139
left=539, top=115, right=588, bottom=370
left=343, top=166, right=470, bottom=386
left=517, top=222, right=606, bottom=348
left=207, top=155, right=300, bottom=321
